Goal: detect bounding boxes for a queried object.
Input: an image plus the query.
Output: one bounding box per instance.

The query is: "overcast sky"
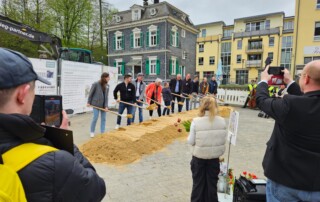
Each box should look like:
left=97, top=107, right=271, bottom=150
left=108, top=0, right=295, bottom=25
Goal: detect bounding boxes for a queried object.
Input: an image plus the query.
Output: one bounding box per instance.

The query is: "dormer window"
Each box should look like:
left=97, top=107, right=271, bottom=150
left=132, top=9, right=141, bottom=21
left=113, top=15, right=121, bottom=23
left=150, top=8, right=157, bottom=16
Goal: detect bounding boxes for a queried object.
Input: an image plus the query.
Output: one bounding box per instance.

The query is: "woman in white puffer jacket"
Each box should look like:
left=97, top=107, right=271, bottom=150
left=187, top=96, right=227, bottom=202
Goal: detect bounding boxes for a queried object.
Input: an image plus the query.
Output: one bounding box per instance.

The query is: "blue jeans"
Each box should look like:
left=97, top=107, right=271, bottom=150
left=90, top=108, right=106, bottom=133
left=117, top=102, right=133, bottom=125
left=267, top=179, right=320, bottom=202
left=132, top=97, right=143, bottom=123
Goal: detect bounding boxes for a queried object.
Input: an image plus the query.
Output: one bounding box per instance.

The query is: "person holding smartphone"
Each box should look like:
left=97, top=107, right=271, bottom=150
left=0, top=48, right=106, bottom=202
left=87, top=72, right=110, bottom=138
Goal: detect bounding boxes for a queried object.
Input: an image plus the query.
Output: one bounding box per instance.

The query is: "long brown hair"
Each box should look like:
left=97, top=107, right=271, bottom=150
left=100, top=72, right=109, bottom=92
left=198, top=96, right=217, bottom=120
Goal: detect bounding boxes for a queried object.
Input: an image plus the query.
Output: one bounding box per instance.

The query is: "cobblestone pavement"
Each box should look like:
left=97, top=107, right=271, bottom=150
left=69, top=106, right=275, bottom=201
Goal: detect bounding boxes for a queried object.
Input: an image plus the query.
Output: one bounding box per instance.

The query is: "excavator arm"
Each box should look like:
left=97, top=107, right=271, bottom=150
left=0, top=14, right=62, bottom=59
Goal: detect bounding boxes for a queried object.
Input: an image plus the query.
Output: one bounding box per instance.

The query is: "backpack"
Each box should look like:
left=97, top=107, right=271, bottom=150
left=0, top=143, right=57, bottom=202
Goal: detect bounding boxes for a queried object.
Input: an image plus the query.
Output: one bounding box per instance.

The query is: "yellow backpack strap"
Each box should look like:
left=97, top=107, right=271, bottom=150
left=2, top=143, right=58, bottom=172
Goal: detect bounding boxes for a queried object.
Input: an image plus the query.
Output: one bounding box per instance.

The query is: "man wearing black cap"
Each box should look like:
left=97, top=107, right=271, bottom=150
left=113, top=74, right=136, bottom=129
left=0, top=48, right=106, bottom=201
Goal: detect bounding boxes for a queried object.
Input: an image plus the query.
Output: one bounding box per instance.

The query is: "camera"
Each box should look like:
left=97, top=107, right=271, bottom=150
left=30, top=95, right=63, bottom=127
left=267, top=67, right=285, bottom=86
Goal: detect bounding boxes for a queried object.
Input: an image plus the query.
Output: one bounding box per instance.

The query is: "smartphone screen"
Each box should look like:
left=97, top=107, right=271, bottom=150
left=45, top=98, right=62, bottom=127
left=268, top=67, right=284, bottom=75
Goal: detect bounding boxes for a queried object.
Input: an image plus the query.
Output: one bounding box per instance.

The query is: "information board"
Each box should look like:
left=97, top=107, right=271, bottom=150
left=227, top=110, right=239, bottom=146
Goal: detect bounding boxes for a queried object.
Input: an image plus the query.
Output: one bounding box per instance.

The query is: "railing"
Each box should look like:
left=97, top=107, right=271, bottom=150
left=246, top=45, right=263, bottom=53
left=234, top=27, right=280, bottom=39
left=217, top=89, right=248, bottom=106
left=246, top=60, right=262, bottom=68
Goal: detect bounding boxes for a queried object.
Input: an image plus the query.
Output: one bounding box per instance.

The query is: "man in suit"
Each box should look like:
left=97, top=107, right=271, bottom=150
left=132, top=73, right=146, bottom=123
left=256, top=61, right=320, bottom=201
left=181, top=74, right=192, bottom=111
left=169, top=74, right=182, bottom=113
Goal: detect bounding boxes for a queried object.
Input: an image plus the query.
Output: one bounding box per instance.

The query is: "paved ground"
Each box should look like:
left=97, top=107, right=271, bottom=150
left=69, top=105, right=274, bottom=202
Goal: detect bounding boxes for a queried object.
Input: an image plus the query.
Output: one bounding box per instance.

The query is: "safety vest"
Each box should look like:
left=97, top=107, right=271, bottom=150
left=248, top=84, right=257, bottom=95
left=268, top=86, right=277, bottom=97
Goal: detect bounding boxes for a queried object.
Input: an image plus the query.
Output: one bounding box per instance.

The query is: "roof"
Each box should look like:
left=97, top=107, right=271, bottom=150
left=195, top=21, right=226, bottom=28
left=108, top=1, right=195, bottom=27
left=235, top=12, right=285, bottom=22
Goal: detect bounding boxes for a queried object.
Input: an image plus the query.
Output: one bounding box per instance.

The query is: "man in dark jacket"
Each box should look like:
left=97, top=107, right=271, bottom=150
left=256, top=62, right=320, bottom=201
left=209, top=76, right=218, bottom=95
left=132, top=73, right=146, bottom=123
left=113, top=74, right=136, bottom=129
left=169, top=74, right=182, bottom=113
left=190, top=76, right=199, bottom=110
left=0, top=48, right=106, bottom=202
left=181, top=74, right=192, bottom=111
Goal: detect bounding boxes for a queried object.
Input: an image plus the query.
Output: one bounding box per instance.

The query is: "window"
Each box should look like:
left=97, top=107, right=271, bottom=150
left=170, top=26, right=179, bottom=47
left=134, top=33, right=141, bottom=48
left=170, top=57, right=178, bottom=75
left=147, top=25, right=159, bottom=47
left=182, top=51, right=187, bottom=59
left=209, top=56, right=215, bottom=65
left=237, top=40, right=242, bottom=50
left=237, top=55, right=242, bottom=63
left=146, top=57, right=160, bottom=75
left=114, top=59, right=124, bottom=75
left=131, top=29, right=142, bottom=49
left=150, top=59, right=157, bottom=75
left=317, top=0, right=320, bottom=9
left=284, top=21, right=294, bottom=30
left=269, top=37, right=275, bottom=47
left=245, top=21, right=266, bottom=32
left=180, top=66, right=186, bottom=78
left=281, top=36, right=293, bottom=69
left=314, top=22, right=320, bottom=41
left=198, top=57, right=204, bottom=65
left=268, top=52, right=274, bottom=60
left=248, top=40, right=263, bottom=50
left=203, top=71, right=215, bottom=79
left=236, top=70, right=249, bottom=85
left=199, top=44, right=204, bottom=52
left=221, top=42, right=232, bottom=84
left=248, top=54, right=262, bottom=61
left=223, top=29, right=232, bottom=37
left=114, top=32, right=124, bottom=50
left=201, top=29, right=206, bottom=37
left=304, top=57, right=312, bottom=64
left=133, top=10, right=140, bottom=21
left=181, top=29, right=186, bottom=38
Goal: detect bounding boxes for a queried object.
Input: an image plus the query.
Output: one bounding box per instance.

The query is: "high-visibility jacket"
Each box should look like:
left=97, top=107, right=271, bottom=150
left=268, top=86, right=277, bottom=97
left=247, top=84, right=257, bottom=95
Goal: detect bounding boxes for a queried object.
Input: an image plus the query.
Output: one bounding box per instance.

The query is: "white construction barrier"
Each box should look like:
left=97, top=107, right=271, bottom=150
left=217, top=89, right=248, bottom=106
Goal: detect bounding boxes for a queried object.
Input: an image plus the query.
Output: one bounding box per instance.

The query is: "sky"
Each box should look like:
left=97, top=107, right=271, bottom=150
left=108, top=0, right=295, bottom=25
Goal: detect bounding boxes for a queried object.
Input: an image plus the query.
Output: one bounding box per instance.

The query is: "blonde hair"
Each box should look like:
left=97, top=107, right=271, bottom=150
left=198, top=96, right=218, bottom=120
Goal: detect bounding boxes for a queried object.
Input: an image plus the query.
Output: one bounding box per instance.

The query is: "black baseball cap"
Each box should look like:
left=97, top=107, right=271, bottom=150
left=0, top=48, right=51, bottom=89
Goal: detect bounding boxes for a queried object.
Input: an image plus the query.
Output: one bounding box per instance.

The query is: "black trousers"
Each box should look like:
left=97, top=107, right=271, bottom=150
left=191, top=156, right=220, bottom=202
left=171, top=94, right=182, bottom=113
left=243, top=95, right=250, bottom=108
left=149, top=100, right=161, bottom=117
left=162, top=101, right=171, bottom=115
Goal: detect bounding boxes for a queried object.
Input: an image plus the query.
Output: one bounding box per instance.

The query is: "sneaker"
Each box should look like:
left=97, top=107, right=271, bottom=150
left=90, top=132, right=94, bottom=138
left=115, top=124, right=120, bottom=130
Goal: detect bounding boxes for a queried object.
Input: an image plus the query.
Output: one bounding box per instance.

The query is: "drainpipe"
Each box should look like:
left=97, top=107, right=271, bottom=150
left=293, top=0, right=301, bottom=76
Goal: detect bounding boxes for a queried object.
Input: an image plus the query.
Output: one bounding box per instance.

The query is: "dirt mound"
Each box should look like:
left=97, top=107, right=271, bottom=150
left=81, top=107, right=232, bottom=165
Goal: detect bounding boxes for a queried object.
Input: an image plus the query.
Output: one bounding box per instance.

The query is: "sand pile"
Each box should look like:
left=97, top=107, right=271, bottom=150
left=81, top=106, right=232, bottom=165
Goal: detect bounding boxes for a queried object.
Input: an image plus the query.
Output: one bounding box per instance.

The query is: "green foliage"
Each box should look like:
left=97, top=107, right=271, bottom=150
left=219, top=84, right=248, bottom=91
left=182, top=120, right=191, bottom=132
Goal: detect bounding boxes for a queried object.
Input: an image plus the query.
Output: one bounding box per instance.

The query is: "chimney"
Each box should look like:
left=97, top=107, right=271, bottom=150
left=154, top=0, right=159, bottom=3
left=143, top=0, right=148, bottom=6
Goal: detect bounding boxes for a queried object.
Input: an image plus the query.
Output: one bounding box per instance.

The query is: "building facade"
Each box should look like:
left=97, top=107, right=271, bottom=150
left=106, top=1, right=198, bottom=82
left=196, top=12, right=295, bottom=85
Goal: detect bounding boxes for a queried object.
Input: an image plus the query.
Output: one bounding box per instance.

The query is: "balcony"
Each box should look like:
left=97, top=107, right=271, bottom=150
left=234, top=27, right=280, bottom=39
left=246, top=60, right=262, bottom=68
left=246, top=44, right=263, bottom=54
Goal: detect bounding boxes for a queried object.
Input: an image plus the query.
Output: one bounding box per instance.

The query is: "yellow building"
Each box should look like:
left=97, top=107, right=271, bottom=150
left=196, top=0, right=320, bottom=84
left=196, top=12, right=295, bottom=84
left=293, top=0, right=320, bottom=75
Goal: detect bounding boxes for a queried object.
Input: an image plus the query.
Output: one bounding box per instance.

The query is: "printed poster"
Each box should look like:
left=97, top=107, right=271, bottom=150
left=227, top=110, right=239, bottom=146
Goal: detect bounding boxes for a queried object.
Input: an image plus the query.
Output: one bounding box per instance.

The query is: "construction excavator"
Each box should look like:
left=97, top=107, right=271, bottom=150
left=0, top=14, right=92, bottom=63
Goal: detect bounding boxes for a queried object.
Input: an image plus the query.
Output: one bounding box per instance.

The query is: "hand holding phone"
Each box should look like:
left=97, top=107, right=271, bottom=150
left=267, top=67, right=285, bottom=86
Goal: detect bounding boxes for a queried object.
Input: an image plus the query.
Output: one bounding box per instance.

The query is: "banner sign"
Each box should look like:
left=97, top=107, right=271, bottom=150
left=227, top=110, right=239, bottom=146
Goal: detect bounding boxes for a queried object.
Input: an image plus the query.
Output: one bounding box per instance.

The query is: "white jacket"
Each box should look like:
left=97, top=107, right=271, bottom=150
left=188, top=112, right=227, bottom=159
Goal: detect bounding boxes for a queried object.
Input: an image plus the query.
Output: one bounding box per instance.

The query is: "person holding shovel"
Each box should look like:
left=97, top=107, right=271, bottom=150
left=87, top=72, right=110, bottom=138
left=146, top=78, right=163, bottom=118
left=162, top=82, right=173, bottom=116
left=113, top=74, right=136, bottom=129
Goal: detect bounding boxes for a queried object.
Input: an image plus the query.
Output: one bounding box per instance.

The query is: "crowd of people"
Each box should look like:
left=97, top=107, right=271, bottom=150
left=1, top=47, right=320, bottom=202
left=87, top=72, right=220, bottom=136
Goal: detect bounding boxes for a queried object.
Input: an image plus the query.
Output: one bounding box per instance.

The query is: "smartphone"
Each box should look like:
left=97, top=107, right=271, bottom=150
left=268, top=66, right=284, bottom=75
left=30, top=95, right=63, bottom=127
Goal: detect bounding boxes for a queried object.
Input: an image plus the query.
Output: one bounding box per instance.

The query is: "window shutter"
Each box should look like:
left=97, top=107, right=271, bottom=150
left=176, top=32, right=179, bottom=47
left=156, top=28, right=160, bottom=46
left=140, top=32, right=144, bottom=47
left=146, top=31, right=149, bottom=47
left=145, top=59, right=150, bottom=75
left=113, top=35, right=116, bottom=50
left=156, top=60, right=160, bottom=75
left=176, top=60, right=179, bottom=74
left=121, top=62, right=125, bottom=75
left=130, top=33, right=134, bottom=48
left=122, top=34, right=125, bottom=50
left=113, top=61, right=117, bottom=67
left=169, top=59, right=172, bottom=75
left=170, top=31, right=173, bottom=46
